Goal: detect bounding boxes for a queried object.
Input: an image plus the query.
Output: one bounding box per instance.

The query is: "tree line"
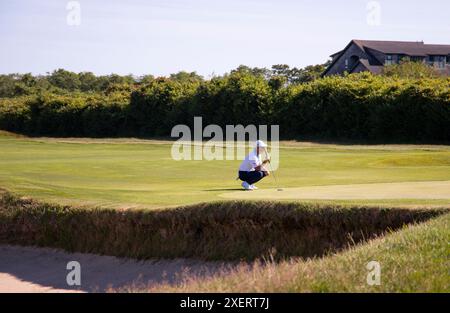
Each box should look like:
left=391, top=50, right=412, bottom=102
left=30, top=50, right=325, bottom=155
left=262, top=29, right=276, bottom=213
left=0, top=62, right=448, bottom=142
left=0, top=63, right=327, bottom=98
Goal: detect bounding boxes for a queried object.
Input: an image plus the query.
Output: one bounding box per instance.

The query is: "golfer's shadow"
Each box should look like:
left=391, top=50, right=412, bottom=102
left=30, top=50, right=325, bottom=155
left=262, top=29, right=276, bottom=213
left=203, top=188, right=244, bottom=192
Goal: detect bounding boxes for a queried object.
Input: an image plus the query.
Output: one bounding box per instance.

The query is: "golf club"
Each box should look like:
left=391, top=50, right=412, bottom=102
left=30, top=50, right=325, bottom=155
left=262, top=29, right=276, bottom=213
left=264, top=148, right=283, bottom=192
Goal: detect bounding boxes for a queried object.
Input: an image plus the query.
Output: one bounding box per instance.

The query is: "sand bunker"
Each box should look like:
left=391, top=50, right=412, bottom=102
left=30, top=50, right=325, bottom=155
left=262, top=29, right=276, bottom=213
left=220, top=181, right=450, bottom=201
left=0, top=245, right=230, bottom=293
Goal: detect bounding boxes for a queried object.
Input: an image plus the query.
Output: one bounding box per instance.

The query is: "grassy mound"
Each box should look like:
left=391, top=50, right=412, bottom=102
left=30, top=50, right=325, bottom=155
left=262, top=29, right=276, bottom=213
left=0, top=191, right=447, bottom=261
left=143, top=212, right=450, bottom=293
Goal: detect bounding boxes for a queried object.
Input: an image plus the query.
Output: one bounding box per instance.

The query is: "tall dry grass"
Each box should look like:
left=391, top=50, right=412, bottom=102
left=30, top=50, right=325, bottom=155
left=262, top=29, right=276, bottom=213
left=0, top=192, right=447, bottom=261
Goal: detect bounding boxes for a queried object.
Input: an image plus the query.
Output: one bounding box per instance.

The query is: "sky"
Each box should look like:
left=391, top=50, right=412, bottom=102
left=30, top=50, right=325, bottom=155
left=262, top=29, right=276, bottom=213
left=0, top=0, right=449, bottom=77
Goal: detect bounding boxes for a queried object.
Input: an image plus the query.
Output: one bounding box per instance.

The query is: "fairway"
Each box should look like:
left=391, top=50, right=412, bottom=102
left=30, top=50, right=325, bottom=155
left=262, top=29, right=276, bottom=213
left=1, top=132, right=450, bottom=208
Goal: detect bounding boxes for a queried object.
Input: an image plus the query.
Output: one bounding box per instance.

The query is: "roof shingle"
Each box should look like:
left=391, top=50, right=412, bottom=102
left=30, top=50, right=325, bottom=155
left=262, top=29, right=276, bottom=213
left=353, top=40, right=450, bottom=56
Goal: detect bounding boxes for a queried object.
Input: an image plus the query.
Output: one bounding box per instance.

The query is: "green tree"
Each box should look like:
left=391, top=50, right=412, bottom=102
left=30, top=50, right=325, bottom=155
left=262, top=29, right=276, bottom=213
left=231, top=65, right=269, bottom=78
left=0, top=74, right=18, bottom=97
left=48, top=69, right=81, bottom=91
left=78, top=72, right=98, bottom=92
left=138, top=75, right=155, bottom=85
left=169, top=71, right=204, bottom=83
left=271, top=64, right=291, bottom=77
left=382, top=61, right=440, bottom=79
left=289, top=64, right=327, bottom=83
left=107, top=74, right=135, bottom=86
left=268, top=75, right=287, bottom=90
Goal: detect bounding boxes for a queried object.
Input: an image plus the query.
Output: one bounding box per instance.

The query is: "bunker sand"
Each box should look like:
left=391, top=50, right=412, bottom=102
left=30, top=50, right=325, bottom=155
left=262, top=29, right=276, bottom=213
left=220, top=181, right=450, bottom=201
left=0, top=245, right=230, bottom=293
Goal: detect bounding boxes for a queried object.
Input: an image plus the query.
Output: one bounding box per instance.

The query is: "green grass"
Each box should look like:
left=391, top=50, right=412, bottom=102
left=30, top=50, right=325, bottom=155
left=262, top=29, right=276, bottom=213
left=0, top=131, right=449, bottom=208
left=0, top=131, right=449, bottom=292
left=143, top=212, right=450, bottom=293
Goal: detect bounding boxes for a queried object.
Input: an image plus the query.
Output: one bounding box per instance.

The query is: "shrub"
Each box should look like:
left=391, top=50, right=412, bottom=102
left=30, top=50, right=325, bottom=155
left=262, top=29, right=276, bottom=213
left=0, top=73, right=449, bottom=142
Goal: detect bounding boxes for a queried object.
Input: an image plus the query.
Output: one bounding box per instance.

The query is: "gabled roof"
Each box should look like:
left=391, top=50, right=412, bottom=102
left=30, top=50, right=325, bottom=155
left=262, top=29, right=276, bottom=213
left=352, top=40, right=450, bottom=56
left=330, top=50, right=343, bottom=58
left=353, top=59, right=383, bottom=75
left=323, top=39, right=450, bottom=76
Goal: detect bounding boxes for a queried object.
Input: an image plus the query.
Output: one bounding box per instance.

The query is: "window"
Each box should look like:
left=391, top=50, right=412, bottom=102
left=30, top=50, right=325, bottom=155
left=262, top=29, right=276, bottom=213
left=436, top=56, right=446, bottom=68
left=429, top=56, right=446, bottom=68
left=385, top=54, right=394, bottom=65
left=447, top=55, right=450, bottom=65
left=410, top=56, right=424, bottom=63
left=349, top=55, right=359, bottom=69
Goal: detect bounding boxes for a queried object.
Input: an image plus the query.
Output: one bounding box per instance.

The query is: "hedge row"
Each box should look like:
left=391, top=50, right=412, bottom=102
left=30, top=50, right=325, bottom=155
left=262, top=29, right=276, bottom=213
left=0, top=73, right=449, bottom=142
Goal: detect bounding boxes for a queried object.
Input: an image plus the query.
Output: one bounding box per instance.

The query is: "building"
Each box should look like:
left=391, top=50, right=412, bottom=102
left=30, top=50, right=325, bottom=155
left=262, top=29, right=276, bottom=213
left=323, top=40, right=450, bottom=76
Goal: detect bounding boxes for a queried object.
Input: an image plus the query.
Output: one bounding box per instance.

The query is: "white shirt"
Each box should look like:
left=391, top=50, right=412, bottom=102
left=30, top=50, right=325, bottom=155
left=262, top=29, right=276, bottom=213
left=239, top=150, right=262, bottom=172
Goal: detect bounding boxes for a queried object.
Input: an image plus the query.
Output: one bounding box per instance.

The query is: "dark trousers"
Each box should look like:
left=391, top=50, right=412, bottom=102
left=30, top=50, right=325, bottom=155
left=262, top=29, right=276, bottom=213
left=239, top=171, right=267, bottom=185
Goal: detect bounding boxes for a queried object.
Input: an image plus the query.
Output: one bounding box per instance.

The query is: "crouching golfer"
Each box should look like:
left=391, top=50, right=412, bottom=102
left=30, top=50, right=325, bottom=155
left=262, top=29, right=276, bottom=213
left=238, top=140, right=271, bottom=191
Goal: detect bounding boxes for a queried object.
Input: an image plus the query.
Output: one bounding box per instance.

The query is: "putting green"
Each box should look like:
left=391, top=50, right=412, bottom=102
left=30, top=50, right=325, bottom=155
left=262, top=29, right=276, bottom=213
left=1, top=131, right=450, bottom=207
left=220, top=181, right=450, bottom=201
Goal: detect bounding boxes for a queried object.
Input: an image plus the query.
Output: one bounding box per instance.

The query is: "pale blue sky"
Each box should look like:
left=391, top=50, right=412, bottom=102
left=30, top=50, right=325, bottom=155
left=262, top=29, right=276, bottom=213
left=1, top=0, right=449, bottom=77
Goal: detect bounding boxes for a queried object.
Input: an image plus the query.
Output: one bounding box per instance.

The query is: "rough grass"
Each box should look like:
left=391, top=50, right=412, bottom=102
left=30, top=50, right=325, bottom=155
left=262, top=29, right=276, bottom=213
left=0, top=192, right=447, bottom=261
left=141, top=213, right=450, bottom=293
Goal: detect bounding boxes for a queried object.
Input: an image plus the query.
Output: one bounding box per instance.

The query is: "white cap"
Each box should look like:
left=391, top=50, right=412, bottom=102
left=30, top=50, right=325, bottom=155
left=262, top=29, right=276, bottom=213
left=255, top=140, right=268, bottom=148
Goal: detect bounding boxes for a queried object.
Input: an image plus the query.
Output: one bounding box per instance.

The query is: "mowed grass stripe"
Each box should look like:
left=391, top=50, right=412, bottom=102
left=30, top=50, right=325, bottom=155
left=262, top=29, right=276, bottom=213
left=1, top=133, right=450, bottom=208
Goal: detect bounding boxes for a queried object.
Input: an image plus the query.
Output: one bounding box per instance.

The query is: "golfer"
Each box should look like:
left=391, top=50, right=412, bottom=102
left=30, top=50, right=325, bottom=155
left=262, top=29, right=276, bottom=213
left=238, top=140, right=271, bottom=190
